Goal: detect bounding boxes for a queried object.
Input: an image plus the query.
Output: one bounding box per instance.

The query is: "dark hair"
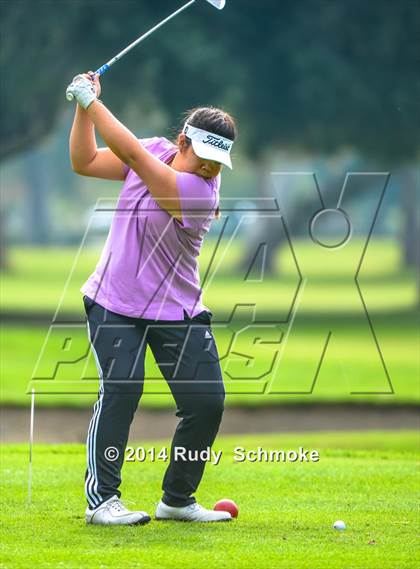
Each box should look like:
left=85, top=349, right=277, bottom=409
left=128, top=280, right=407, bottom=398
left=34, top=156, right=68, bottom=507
left=179, top=106, right=237, bottom=220
left=183, top=106, right=237, bottom=142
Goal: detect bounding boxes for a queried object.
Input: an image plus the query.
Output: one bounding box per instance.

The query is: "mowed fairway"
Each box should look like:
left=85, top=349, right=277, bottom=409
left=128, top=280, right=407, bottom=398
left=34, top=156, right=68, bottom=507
left=1, top=309, right=418, bottom=406
left=1, top=239, right=419, bottom=407
left=1, top=240, right=417, bottom=315
left=1, top=432, right=418, bottom=569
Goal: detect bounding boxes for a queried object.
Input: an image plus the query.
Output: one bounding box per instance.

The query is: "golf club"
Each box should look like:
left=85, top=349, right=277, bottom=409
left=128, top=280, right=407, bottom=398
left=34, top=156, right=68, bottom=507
left=66, top=0, right=226, bottom=101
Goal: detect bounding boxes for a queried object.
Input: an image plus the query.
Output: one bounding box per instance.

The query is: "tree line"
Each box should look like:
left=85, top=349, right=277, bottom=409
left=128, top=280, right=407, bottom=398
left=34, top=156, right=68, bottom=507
left=1, top=0, right=418, bottom=274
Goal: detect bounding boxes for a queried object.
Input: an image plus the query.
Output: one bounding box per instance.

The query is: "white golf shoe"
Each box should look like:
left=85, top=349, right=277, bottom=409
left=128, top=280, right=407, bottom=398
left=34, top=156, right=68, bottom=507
left=86, top=495, right=151, bottom=526
left=155, top=500, right=232, bottom=522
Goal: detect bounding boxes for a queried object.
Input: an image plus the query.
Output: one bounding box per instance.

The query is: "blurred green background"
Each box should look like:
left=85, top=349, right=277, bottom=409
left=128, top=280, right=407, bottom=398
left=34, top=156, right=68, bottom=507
left=1, top=240, right=418, bottom=407
left=0, top=0, right=418, bottom=409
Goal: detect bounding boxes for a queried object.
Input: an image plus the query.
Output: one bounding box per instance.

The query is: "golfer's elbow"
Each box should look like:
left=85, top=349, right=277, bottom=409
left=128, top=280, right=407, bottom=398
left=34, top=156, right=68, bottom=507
left=71, top=158, right=87, bottom=176
left=71, top=158, right=81, bottom=174
left=125, top=148, right=144, bottom=173
left=124, top=143, right=159, bottom=179
left=126, top=154, right=138, bottom=173
left=70, top=150, right=96, bottom=176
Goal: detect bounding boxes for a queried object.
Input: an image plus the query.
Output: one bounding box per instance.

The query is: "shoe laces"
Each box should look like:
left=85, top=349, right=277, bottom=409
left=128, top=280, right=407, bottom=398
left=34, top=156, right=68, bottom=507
left=107, top=498, right=126, bottom=513
left=187, top=503, right=202, bottom=513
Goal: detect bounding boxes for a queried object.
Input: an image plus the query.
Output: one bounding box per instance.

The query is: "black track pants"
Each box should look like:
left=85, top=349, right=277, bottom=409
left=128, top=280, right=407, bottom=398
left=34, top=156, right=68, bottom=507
left=83, top=295, right=225, bottom=509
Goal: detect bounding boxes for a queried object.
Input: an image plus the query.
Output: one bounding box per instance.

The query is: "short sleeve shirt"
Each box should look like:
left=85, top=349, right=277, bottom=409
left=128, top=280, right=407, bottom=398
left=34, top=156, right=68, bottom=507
left=80, top=137, right=220, bottom=320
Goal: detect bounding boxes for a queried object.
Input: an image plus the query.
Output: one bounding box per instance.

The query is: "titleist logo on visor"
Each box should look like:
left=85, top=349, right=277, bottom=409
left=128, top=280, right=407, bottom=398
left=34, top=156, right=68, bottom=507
left=183, top=124, right=233, bottom=154
left=202, top=134, right=231, bottom=152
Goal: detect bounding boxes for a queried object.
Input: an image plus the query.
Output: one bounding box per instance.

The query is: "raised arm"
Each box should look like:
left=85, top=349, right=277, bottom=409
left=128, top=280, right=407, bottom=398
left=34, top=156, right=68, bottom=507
left=67, top=73, right=181, bottom=220
left=69, top=95, right=126, bottom=181
left=87, top=101, right=179, bottom=202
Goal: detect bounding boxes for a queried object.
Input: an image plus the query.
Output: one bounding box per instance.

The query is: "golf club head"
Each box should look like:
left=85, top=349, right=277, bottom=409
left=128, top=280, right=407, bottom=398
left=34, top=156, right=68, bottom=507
left=205, top=0, right=226, bottom=10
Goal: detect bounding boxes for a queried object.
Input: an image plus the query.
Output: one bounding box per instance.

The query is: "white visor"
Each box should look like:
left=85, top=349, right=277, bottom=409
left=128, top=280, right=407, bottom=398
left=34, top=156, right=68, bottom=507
left=183, top=123, right=234, bottom=169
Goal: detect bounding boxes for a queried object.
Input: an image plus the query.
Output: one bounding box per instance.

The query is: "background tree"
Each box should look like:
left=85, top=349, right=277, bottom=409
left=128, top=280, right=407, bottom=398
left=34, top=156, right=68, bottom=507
left=214, top=0, right=419, bottom=273
left=1, top=0, right=418, bottom=271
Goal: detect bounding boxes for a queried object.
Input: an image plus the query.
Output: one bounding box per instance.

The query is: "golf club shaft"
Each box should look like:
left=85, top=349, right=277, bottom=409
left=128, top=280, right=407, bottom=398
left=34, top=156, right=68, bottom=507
left=96, top=0, right=196, bottom=76
left=66, top=0, right=196, bottom=101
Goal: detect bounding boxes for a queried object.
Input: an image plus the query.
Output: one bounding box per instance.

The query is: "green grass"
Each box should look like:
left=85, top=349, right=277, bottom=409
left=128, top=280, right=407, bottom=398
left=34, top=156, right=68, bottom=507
left=1, top=240, right=417, bottom=315
left=1, top=308, right=418, bottom=407
left=1, top=240, right=418, bottom=407
left=1, top=431, right=418, bottom=569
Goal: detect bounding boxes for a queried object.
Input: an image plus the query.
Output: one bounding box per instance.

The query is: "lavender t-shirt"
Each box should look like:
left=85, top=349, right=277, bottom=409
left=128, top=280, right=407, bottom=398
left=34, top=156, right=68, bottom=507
left=80, top=137, right=220, bottom=320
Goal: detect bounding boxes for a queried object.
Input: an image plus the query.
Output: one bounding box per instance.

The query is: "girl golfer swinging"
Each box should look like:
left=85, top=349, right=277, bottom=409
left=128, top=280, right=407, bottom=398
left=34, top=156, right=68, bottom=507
left=67, top=73, right=237, bottom=525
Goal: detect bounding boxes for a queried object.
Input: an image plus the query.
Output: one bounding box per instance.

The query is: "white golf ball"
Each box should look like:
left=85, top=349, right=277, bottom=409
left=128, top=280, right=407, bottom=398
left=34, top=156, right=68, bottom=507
left=333, top=520, right=346, bottom=531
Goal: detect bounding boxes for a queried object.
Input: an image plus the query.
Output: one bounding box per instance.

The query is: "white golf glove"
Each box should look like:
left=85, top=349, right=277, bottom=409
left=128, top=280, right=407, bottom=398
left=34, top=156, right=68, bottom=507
left=66, top=75, right=97, bottom=109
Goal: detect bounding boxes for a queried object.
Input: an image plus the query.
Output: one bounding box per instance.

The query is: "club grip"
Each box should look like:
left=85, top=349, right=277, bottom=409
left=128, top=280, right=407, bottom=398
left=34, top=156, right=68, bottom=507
left=66, top=62, right=110, bottom=102
left=96, top=63, right=110, bottom=76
